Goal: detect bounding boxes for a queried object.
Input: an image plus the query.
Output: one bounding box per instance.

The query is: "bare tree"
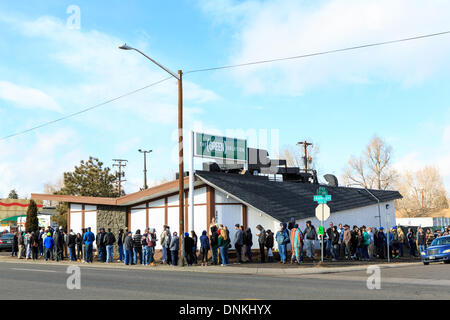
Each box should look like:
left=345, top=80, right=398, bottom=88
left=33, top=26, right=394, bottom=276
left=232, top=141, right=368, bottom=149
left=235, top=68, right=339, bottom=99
left=396, top=166, right=449, bottom=217
left=343, top=135, right=397, bottom=190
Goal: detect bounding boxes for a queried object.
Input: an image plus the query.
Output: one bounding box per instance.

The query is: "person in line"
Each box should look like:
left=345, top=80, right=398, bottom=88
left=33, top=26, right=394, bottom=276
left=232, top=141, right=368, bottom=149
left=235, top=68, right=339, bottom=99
left=38, top=228, right=44, bottom=257
left=417, top=228, right=426, bottom=254
left=276, top=223, right=289, bottom=264
left=265, top=229, right=274, bottom=262
left=218, top=228, right=230, bottom=266
left=123, top=231, right=133, bottom=265
left=338, top=223, right=345, bottom=258
left=330, top=226, right=340, bottom=262
left=391, top=227, right=400, bottom=259
left=147, top=228, right=157, bottom=266
left=377, top=227, right=386, bottom=259
left=142, top=229, right=150, bottom=266
left=210, top=225, right=219, bottom=265
left=18, top=232, right=24, bottom=259
left=30, top=231, right=39, bottom=261
left=326, top=222, right=334, bottom=259
left=244, top=227, right=253, bottom=263
left=63, top=230, right=69, bottom=260
left=117, top=229, right=124, bottom=262
left=75, top=233, right=82, bottom=261
left=290, top=224, right=303, bottom=264
left=256, top=225, right=266, bottom=263
left=233, top=224, right=244, bottom=264
left=133, top=229, right=143, bottom=265
left=12, top=232, right=18, bottom=257
left=104, top=228, right=116, bottom=263
left=160, top=226, right=170, bottom=265
left=303, top=221, right=317, bottom=260
left=398, top=227, right=406, bottom=257
left=343, top=225, right=352, bottom=260
left=83, top=227, right=95, bottom=263
left=81, top=228, right=86, bottom=262
left=199, top=230, right=210, bottom=266
left=367, top=227, right=375, bottom=259
left=24, top=231, right=32, bottom=260
left=54, top=228, right=64, bottom=262
left=407, top=228, right=416, bottom=257
left=68, top=230, right=77, bottom=262
left=43, top=232, right=54, bottom=261
left=361, top=227, right=370, bottom=261
left=191, top=231, right=198, bottom=265
left=169, top=231, right=179, bottom=266
left=96, top=228, right=106, bottom=263
left=184, top=232, right=194, bottom=266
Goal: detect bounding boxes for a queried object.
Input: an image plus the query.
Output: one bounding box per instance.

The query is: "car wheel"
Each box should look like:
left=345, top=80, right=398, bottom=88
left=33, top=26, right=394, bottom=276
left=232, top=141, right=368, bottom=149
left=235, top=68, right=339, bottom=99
left=444, top=260, right=450, bottom=264
left=423, top=262, right=429, bottom=265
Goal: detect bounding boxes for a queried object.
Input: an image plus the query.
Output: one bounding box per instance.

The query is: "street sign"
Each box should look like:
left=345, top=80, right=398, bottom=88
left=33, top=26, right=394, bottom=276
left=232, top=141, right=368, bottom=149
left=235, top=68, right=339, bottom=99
left=194, top=132, right=247, bottom=162
left=315, top=204, right=330, bottom=221
left=318, top=226, right=324, bottom=235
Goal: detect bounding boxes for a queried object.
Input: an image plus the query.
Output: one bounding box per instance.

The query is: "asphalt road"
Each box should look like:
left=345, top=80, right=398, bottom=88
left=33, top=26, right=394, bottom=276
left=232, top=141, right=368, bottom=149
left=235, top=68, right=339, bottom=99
left=0, top=261, right=448, bottom=300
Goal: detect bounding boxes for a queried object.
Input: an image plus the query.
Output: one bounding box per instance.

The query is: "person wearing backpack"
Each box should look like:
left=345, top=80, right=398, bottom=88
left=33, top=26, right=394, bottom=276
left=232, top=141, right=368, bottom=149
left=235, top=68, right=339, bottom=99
left=276, top=223, right=290, bottom=264
left=147, top=228, right=157, bottom=266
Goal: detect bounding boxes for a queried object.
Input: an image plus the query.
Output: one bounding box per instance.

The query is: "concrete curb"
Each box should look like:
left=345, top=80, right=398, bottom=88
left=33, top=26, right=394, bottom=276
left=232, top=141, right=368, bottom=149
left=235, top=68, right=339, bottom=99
left=0, top=257, right=421, bottom=276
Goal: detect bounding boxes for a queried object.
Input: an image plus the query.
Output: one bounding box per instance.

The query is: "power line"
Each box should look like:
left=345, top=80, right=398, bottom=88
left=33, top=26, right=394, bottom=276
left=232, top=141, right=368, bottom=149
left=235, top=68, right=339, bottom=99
left=184, top=30, right=450, bottom=74
left=0, top=76, right=173, bottom=141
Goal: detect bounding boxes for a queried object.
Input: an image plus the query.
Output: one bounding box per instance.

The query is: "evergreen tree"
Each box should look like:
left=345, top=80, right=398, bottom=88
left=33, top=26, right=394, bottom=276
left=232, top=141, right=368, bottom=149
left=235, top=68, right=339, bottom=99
left=25, top=200, right=39, bottom=232
left=8, top=189, right=19, bottom=199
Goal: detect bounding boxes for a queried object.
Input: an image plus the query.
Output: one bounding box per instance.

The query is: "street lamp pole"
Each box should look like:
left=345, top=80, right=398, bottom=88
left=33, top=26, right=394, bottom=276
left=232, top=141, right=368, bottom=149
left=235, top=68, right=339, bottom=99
left=138, top=149, right=152, bottom=190
left=120, top=44, right=185, bottom=266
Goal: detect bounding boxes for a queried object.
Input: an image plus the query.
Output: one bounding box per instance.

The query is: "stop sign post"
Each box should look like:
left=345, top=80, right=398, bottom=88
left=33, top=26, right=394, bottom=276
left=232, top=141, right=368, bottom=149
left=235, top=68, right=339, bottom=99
left=314, top=187, right=332, bottom=262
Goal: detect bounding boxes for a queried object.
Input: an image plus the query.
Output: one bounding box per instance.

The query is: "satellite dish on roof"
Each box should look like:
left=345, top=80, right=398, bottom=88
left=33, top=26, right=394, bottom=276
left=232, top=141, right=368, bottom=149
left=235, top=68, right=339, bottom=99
left=324, top=174, right=339, bottom=187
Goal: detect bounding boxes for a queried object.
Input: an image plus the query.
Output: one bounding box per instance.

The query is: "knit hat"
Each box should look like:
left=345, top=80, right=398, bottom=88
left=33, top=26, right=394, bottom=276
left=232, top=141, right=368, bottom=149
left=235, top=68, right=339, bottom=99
left=185, top=232, right=189, bottom=237
left=47, top=232, right=51, bottom=236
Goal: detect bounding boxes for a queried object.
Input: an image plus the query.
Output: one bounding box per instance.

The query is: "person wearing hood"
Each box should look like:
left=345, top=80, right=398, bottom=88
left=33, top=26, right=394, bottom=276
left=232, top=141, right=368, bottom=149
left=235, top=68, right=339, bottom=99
left=290, top=224, right=303, bottom=264
left=276, top=222, right=290, bottom=264
left=244, top=227, right=253, bottom=263
left=199, top=230, right=210, bottom=266
left=184, top=232, right=194, bottom=266
left=376, top=227, right=386, bottom=259
left=68, top=230, right=77, bottom=261
left=210, top=225, right=219, bottom=265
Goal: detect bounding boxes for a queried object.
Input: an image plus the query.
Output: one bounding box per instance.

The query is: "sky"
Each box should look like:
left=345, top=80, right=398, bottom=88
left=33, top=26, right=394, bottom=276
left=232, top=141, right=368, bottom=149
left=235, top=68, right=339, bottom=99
left=0, top=0, right=449, bottom=198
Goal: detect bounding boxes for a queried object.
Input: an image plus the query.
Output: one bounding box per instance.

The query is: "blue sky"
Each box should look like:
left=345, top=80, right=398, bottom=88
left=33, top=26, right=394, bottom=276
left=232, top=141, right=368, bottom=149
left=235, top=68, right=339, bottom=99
left=0, top=0, right=449, bottom=197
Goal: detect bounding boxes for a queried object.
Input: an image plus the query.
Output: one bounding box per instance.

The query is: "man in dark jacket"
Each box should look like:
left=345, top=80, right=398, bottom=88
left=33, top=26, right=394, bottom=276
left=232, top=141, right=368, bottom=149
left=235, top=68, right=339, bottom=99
left=123, top=232, right=133, bottom=265
left=244, top=228, right=253, bottom=262
left=256, top=225, right=266, bottom=263
left=104, top=228, right=116, bottom=263
left=68, top=230, right=77, bottom=261
left=133, top=230, right=143, bottom=265
left=184, top=232, right=194, bottom=266
left=210, top=225, right=219, bottom=265
left=233, top=224, right=244, bottom=263
left=117, top=229, right=124, bottom=262
left=53, top=228, right=64, bottom=262
left=303, top=221, right=317, bottom=260
left=96, top=228, right=106, bottom=262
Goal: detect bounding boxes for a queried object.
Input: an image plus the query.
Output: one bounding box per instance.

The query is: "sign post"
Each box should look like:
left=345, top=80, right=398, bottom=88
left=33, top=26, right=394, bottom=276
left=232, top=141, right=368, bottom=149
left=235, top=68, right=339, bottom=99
left=314, top=187, right=332, bottom=263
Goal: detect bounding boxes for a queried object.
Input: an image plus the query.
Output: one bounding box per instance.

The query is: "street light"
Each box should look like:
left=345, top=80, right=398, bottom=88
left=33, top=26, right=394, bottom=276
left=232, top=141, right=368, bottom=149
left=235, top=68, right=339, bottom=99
left=347, top=183, right=390, bottom=263
left=120, top=44, right=185, bottom=266
left=138, top=149, right=152, bottom=190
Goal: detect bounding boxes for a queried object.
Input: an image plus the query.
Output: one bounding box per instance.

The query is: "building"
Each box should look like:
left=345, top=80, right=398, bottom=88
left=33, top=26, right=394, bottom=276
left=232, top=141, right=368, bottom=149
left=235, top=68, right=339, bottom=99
left=0, top=199, right=45, bottom=232
left=31, top=168, right=402, bottom=250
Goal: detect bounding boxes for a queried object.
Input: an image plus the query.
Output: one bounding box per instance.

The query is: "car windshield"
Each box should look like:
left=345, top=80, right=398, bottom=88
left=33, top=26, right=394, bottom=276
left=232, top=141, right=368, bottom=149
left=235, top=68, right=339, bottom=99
left=431, top=237, right=450, bottom=246
left=1, top=234, right=14, bottom=238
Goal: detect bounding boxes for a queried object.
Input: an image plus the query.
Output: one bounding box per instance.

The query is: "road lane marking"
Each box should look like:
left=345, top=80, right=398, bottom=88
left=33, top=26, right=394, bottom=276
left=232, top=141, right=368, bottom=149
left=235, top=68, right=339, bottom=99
left=11, top=268, right=58, bottom=273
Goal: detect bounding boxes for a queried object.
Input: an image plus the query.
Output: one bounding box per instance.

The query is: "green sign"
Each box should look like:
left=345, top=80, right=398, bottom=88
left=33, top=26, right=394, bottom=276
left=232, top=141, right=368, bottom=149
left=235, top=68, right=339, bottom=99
left=195, top=132, right=247, bottom=162
left=314, top=187, right=332, bottom=204
left=318, top=226, right=324, bottom=235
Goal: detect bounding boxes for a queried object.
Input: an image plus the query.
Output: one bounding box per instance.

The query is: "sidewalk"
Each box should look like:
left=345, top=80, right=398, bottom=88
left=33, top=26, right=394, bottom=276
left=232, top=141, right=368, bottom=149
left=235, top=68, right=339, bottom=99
left=0, top=255, right=422, bottom=276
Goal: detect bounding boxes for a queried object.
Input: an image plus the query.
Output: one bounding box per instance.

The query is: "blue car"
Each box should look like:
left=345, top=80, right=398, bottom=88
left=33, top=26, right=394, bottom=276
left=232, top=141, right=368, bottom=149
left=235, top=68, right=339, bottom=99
left=421, top=236, right=450, bottom=265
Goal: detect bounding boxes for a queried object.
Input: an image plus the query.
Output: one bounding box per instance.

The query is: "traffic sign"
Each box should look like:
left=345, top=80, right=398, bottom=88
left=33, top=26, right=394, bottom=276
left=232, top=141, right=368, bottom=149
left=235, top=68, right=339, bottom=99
left=315, top=204, right=330, bottom=221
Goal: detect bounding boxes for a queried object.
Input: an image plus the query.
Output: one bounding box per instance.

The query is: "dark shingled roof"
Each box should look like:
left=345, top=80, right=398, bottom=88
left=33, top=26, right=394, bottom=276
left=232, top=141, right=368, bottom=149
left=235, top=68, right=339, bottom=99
left=196, top=171, right=402, bottom=222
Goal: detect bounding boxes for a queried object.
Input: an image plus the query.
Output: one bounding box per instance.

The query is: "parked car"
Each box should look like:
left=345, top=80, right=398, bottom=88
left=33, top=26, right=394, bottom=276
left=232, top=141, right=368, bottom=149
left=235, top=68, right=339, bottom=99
left=0, top=233, right=14, bottom=252
left=421, top=235, right=450, bottom=265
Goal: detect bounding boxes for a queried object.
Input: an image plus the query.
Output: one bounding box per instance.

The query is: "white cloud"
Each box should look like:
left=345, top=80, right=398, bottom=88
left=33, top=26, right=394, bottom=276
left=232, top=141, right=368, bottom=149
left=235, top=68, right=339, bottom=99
left=200, top=0, right=450, bottom=95
left=0, top=81, right=61, bottom=112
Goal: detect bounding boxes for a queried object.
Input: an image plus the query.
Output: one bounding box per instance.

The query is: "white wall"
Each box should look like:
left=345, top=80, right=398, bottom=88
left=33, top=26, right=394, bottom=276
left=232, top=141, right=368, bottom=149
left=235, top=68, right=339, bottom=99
left=247, top=207, right=280, bottom=249
left=130, top=208, right=146, bottom=234
left=148, top=207, right=165, bottom=249
left=215, top=204, right=242, bottom=246
left=70, top=211, right=82, bottom=234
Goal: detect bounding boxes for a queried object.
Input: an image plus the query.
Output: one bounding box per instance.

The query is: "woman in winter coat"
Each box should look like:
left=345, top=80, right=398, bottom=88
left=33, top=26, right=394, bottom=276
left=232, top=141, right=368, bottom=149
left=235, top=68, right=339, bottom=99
left=191, top=231, right=198, bottom=265
left=217, top=229, right=230, bottom=266
left=244, top=228, right=253, bottom=263
left=276, top=223, right=290, bottom=264
left=75, top=233, right=82, bottom=261
left=12, top=232, right=18, bottom=257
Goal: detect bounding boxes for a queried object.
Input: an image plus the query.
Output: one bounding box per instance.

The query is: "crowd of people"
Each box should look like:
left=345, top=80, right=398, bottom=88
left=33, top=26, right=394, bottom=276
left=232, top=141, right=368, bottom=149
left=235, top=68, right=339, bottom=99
left=9, top=218, right=450, bottom=266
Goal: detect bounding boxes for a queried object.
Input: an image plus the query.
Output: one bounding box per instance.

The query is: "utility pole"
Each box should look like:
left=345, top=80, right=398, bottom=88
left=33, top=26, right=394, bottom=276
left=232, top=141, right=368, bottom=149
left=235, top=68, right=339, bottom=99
left=296, top=141, right=313, bottom=172
left=138, top=149, right=152, bottom=190
left=112, top=159, right=128, bottom=196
